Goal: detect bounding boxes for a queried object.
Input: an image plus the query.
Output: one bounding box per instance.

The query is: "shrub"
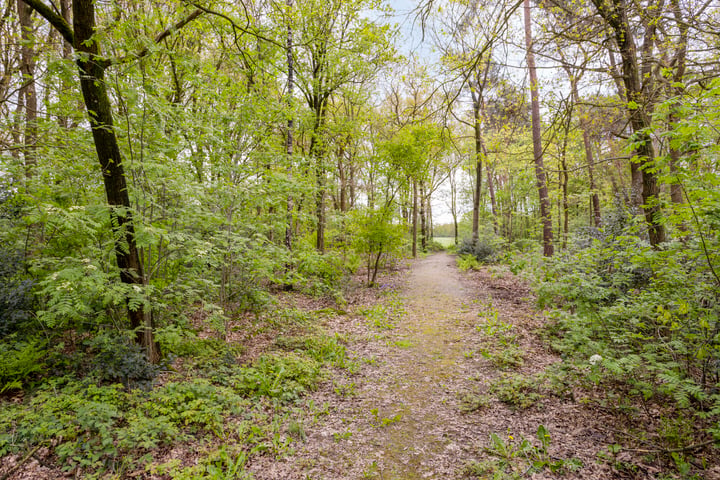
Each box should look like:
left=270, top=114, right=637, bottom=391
left=457, top=234, right=505, bottom=263
left=457, top=254, right=480, bottom=271
left=425, top=239, right=446, bottom=252
left=0, top=251, right=35, bottom=336
left=536, top=229, right=720, bottom=449
left=228, top=353, right=323, bottom=402
left=0, top=337, right=46, bottom=392
left=84, top=332, right=161, bottom=390
left=274, top=333, right=348, bottom=368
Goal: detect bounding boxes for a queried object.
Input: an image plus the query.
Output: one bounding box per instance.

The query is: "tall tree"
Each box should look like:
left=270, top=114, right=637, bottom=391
left=434, top=0, right=521, bottom=242
left=21, top=0, right=202, bottom=361
left=295, top=0, right=393, bottom=253
left=523, top=0, right=553, bottom=256
left=589, top=0, right=666, bottom=246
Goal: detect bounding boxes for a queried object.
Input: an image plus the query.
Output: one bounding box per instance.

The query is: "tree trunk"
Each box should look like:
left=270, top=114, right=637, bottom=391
left=17, top=0, right=37, bottom=181
left=428, top=197, right=433, bottom=240
left=71, top=0, right=158, bottom=361
left=471, top=95, right=483, bottom=243
left=584, top=131, right=602, bottom=227
left=284, top=0, right=294, bottom=250
left=561, top=150, right=569, bottom=249
left=486, top=166, right=498, bottom=235
left=449, top=167, right=459, bottom=245
left=523, top=0, right=553, bottom=256
left=412, top=180, right=418, bottom=258
left=310, top=109, right=326, bottom=253
left=567, top=71, right=602, bottom=227
left=591, top=0, right=666, bottom=246
left=420, top=182, right=426, bottom=252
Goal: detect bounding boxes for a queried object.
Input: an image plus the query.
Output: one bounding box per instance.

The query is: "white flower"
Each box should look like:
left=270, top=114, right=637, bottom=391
left=589, top=354, right=603, bottom=365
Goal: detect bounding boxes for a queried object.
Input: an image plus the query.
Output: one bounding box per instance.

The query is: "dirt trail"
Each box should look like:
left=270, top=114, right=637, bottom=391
left=256, top=252, right=611, bottom=479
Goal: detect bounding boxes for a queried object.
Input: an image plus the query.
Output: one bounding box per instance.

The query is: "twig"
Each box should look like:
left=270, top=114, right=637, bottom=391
left=0, top=445, right=42, bottom=480
left=622, top=439, right=717, bottom=455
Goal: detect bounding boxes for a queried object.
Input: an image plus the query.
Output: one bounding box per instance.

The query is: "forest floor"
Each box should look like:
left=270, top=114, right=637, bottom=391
left=4, top=252, right=699, bottom=479
left=250, top=252, right=619, bottom=479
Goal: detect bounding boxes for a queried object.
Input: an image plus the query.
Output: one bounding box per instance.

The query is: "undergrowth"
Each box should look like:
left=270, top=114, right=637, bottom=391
left=463, top=425, right=582, bottom=479
left=530, top=230, right=720, bottom=475
left=0, top=321, right=352, bottom=479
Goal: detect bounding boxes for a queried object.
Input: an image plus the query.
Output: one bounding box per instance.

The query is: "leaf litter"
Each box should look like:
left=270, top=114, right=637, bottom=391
left=251, top=253, right=620, bottom=479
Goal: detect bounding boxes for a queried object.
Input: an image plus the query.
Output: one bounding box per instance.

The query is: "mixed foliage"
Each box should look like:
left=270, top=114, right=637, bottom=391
left=1, top=0, right=720, bottom=477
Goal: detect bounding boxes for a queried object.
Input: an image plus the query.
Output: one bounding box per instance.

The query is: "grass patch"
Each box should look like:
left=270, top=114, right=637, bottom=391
left=489, top=373, right=544, bottom=410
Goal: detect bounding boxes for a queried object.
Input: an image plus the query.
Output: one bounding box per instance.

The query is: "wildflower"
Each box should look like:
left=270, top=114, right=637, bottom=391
left=589, top=354, right=603, bottom=365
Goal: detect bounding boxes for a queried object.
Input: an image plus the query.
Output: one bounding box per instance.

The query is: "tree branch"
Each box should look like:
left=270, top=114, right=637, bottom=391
left=20, top=0, right=74, bottom=45
left=105, top=8, right=204, bottom=67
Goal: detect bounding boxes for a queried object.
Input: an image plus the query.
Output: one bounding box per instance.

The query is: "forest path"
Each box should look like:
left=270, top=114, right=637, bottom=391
left=252, top=252, right=611, bottom=479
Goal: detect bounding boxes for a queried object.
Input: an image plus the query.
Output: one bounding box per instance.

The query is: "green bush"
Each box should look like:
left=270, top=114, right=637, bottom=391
left=457, top=234, right=505, bottom=263
left=0, top=337, right=46, bottom=392
left=457, top=254, right=481, bottom=271
left=274, top=333, right=348, bottom=368
left=536, top=230, right=720, bottom=446
left=293, top=247, right=348, bottom=295
left=0, top=251, right=35, bottom=337
left=425, top=239, right=446, bottom=252
left=347, top=207, right=406, bottom=285
left=84, top=332, right=161, bottom=390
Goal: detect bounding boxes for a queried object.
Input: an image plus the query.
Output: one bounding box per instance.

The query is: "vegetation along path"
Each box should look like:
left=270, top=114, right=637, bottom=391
left=256, top=253, right=613, bottom=479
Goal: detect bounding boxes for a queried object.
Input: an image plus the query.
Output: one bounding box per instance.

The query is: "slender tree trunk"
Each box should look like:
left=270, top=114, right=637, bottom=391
left=17, top=0, right=37, bottom=181
left=420, top=182, right=426, bottom=252
left=585, top=131, right=602, bottom=227
left=427, top=198, right=433, bottom=241
left=349, top=162, right=356, bottom=208
left=471, top=96, right=483, bottom=243
left=412, top=180, right=418, bottom=258
left=315, top=159, right=325, bottom=253
left=338, top=151, right=348, bottom=212
left=284, top=0, right=294, bottom=250
left=667, top=0, right=687, bottom=223
left=566, top=70, right=602, bottom=227
left=523, top=0, right=553, bottom=256
left=486, top=166, right=498, bottom=235
left=561, top=151, right=569, bottom=249
left=371, top=250, right=382, bottom=285
left=449, top=167, right=459, bottom=245
left=310, top=108, right=326, bottom=253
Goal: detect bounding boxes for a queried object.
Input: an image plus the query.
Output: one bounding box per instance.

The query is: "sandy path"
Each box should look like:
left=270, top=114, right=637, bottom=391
left=255, top=252, right=612, bottom=479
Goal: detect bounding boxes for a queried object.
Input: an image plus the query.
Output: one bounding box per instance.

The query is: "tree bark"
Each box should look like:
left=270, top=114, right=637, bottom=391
left=470, top=88, right=483, bottom=243
left=412, top=180, right=418, bottom=258
left=285, top=0, right=294, bottom=251
left=591, top=0, right=666, bottom=246
left=17, top=0, right=37, bottom=181
left=523, top=0, right=553, bottom=256
left=71, top=0, right=158, bottom=361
